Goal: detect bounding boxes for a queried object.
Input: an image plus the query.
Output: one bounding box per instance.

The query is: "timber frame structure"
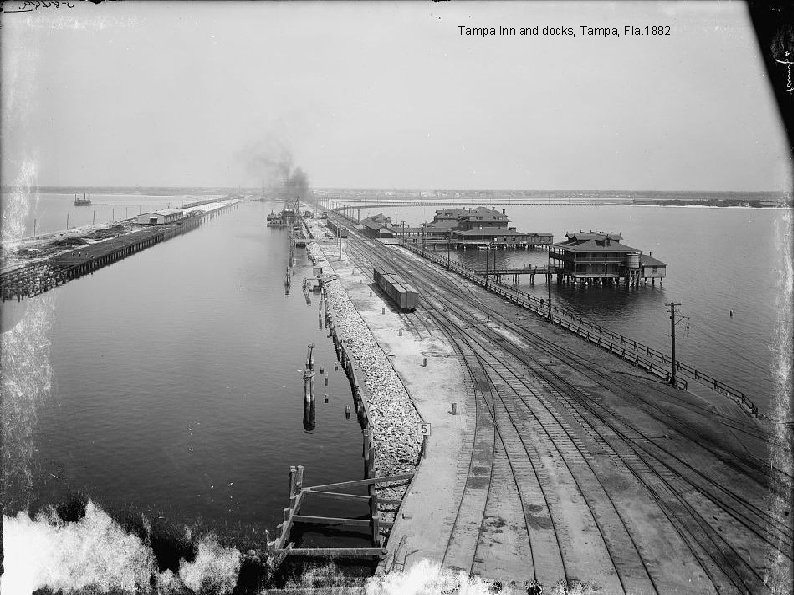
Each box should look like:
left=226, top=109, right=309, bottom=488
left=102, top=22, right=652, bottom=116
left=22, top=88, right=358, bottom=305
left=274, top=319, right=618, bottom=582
left=265, top=465, right=414, bottom=561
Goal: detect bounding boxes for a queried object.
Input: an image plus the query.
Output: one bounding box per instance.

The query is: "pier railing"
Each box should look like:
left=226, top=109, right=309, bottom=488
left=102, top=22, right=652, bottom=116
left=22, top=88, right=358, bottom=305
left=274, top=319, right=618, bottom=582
left=402, top=241, right=758, bottom=417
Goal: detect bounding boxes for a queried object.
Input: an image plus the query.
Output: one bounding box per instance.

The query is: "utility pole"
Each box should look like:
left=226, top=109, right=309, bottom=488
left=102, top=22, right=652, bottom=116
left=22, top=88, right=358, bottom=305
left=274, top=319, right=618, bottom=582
left=665, top=302, right=688, bottom=386
left=485, top=244, right=490, bottom=289
left=547, top=248, right=552, bottom=321
left=402, top=221, right=405, bottom=246
left=447, top=230, right=451, bottom=269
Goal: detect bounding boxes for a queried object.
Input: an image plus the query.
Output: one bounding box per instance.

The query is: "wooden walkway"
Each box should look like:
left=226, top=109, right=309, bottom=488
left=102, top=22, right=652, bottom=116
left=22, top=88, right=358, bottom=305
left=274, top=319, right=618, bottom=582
left=1, top=202, right=238, bottom=302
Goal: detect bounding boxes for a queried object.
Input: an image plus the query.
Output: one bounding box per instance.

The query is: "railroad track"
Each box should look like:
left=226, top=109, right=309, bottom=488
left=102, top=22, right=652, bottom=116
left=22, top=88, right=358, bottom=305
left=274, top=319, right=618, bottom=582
left=338, top=227, right=791, bottom=593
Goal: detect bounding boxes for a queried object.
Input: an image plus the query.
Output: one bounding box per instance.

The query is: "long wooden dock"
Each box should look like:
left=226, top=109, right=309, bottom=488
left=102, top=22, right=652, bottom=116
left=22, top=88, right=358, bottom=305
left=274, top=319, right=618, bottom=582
left=1, top=201, right=238, bottom=302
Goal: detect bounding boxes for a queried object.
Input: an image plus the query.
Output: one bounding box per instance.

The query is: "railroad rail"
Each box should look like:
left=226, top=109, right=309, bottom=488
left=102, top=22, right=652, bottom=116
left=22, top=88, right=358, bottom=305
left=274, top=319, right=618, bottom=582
left=324, top=215, right=790, bottom=591
left=328, top=210, right=756, bottom=415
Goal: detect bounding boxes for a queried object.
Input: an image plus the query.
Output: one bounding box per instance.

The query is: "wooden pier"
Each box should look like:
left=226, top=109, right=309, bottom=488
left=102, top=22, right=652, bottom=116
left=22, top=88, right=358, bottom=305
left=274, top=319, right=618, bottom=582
left=474, top=266, right=555, bottom=285
left=266, top=465, right=414, bottom=561
left=1, top=201, right=238, bottom=302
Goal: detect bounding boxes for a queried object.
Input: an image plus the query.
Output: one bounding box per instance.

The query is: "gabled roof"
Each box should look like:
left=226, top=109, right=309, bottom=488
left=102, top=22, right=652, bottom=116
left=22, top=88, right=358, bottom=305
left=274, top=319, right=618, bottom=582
left=433, top=206, right=507, bottom=219
left=453, top=228, right=534, bottom=237
left=564, top=231, right=622, bottom=242
left=554, top=239, right=640, bottom=253
left=640, top=254, right=667, bottom=267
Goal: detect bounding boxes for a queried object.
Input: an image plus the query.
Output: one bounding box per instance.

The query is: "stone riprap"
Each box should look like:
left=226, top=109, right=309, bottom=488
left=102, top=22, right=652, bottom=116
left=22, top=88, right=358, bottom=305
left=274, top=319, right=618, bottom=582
left=306, top=240, right=422, bottom=533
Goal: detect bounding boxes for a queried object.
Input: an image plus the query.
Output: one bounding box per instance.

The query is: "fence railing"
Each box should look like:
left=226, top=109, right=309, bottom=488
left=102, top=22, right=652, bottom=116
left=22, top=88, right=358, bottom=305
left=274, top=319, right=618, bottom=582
left=402, top=241, right=758, bottom=418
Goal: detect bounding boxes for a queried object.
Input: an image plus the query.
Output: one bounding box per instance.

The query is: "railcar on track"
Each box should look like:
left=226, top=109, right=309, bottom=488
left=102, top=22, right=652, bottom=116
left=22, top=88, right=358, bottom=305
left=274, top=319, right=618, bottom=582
left=373, top=266, right=418, bottom=312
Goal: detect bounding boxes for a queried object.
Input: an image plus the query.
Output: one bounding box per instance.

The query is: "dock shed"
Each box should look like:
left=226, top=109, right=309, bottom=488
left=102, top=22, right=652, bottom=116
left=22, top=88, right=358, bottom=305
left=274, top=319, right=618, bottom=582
left=136, top=209, right=184, bottom=225
left=640, top=253, right=667, bottom=279
left=550, top=231, right=666, bottom=287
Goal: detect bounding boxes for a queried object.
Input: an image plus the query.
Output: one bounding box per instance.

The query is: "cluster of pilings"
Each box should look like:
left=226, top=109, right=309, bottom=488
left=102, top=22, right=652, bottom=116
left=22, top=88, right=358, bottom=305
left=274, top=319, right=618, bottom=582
left=555, top=270, right=653, bottom=288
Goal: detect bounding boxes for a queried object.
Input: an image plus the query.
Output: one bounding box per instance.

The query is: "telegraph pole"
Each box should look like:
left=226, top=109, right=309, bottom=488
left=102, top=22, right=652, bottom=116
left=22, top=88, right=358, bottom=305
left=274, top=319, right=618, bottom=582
left=485, top=244, right=490, bottom=289
left=665, top=302, right=688, bottom=386
left=547, top=248, right=552, bottom=320
left=401, top=221, right=405, bottom=246
left=447, top=230, right=451, bottom=269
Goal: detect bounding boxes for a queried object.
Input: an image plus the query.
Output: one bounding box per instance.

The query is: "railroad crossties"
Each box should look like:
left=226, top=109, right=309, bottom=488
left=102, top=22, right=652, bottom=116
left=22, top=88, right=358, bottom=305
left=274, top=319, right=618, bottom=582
left=314, top=213, right=791, bottom=593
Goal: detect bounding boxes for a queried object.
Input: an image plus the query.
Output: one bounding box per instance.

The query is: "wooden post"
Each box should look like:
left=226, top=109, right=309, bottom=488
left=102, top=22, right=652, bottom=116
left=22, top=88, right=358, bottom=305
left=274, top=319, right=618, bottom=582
left=289, top=466, right=298, bottom=508
left=370, top=492, right=380, bottom=546
left=296, top=465, right=305, bottom=497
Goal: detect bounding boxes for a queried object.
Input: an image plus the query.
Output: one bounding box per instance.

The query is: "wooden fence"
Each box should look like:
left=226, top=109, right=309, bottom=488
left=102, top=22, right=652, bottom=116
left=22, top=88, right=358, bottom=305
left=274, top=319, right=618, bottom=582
left=403, top=242, right=758, bottom=417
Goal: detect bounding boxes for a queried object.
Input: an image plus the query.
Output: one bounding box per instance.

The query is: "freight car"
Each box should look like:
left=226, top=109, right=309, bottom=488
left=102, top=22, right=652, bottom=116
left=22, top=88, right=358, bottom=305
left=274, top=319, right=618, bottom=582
left=373, top=267, right=419, bottom=312
left=327, top=219, right=349, bottom=238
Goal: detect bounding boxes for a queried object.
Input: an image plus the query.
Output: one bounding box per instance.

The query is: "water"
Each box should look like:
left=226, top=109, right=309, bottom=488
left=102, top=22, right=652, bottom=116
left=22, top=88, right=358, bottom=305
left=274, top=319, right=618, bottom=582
left=1, top=195, right=787, bottom=555
left=375, top=202, right=788, bottom=413
left=2, top=200, right=367, bottom=546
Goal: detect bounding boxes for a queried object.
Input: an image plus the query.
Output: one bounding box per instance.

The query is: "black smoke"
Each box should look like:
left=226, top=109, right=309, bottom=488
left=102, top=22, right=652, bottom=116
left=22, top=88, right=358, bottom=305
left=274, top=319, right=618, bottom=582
left=236, top=138, right=310, bottom=198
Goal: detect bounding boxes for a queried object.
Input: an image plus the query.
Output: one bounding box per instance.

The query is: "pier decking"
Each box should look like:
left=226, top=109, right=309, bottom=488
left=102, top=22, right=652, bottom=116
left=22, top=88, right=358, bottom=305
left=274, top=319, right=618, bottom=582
left=1, top=200, right=239, bottom=301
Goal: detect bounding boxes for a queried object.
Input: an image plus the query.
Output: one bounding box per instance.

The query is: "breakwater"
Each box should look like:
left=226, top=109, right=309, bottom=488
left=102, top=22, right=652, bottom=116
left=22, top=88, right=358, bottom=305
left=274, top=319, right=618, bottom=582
left=306, top=241, right=423, bottom=542
left=1, top=200, right=239, bottom=302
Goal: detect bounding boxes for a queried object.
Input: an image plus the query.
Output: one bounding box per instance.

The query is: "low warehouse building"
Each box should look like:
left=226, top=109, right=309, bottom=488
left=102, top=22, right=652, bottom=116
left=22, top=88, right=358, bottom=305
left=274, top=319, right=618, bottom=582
left=136, top=209, right=184, bottom=225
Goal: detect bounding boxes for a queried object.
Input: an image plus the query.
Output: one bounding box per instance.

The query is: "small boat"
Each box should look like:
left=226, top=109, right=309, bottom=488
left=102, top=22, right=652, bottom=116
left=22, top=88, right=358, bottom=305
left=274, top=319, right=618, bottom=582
left=74, top=192, right=91, bottom=206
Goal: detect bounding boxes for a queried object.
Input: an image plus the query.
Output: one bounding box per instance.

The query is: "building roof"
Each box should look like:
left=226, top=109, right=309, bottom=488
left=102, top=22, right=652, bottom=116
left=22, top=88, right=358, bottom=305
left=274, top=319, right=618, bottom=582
left=640, top=254, right=667, bottom=267
left=564, top=231, right=622, bottom=242
left=362, top=220, right=383, bottom=230
left=154, top=209, right=183, bottom=216
left=554, top=239, right=640, bottom=253
left=434, top=206, right=507, bottom=220
left=361, top=213, right=391, bottom=228
left=434, top=208, right=470, bottom=218
left=454, top=228, right=545, bottom=237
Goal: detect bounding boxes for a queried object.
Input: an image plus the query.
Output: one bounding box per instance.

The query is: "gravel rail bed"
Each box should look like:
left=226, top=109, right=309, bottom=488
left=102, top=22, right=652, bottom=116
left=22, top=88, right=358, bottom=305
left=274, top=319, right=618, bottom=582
left=306, top=240, right=423, bottom=535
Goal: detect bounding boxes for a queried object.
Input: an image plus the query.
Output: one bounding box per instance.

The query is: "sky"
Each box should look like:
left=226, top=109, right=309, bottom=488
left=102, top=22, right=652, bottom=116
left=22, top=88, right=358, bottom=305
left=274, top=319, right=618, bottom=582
left=1, top=0, right=792, bottom=191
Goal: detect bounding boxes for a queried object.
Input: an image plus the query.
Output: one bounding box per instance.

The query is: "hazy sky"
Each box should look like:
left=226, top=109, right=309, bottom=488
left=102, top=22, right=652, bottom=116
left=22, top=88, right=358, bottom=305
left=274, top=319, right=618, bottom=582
left=1, top=1, right=791, bottom=191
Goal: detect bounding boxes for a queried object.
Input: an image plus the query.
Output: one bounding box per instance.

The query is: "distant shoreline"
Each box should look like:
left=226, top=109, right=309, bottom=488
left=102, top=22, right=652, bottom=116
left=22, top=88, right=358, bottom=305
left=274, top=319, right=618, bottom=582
left=1, top=187, right=790, bottom=208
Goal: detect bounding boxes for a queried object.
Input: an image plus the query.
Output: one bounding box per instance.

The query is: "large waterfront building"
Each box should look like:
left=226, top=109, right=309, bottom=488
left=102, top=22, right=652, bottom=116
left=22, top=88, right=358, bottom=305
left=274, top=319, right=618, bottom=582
left=550, top=231, right=667, bottom=286
left=410, top=207, right=553, bottom=249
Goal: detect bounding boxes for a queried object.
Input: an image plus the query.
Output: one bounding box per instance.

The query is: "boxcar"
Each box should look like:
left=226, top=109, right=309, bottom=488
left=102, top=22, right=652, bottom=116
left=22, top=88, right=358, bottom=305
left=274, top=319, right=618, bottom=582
left=373, top=267, right=419, bottom=312
left=327, top=219, right=349, bottom=238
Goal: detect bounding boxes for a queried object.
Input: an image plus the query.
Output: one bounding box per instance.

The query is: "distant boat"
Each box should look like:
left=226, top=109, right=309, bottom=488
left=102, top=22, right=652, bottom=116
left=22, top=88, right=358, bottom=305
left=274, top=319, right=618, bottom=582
left=74, top=192, right=91, bottom=206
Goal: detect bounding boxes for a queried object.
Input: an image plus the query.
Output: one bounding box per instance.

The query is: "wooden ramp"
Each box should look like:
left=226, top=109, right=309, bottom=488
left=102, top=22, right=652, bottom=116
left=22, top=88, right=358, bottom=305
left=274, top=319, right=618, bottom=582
left=267, top=465, right=413, bottom=561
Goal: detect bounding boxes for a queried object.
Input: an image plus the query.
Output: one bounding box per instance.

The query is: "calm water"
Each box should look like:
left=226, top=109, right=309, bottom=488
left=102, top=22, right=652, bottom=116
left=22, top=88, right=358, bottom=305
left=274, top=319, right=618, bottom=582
left=376, top=203, right=788, bottom=413
left=1, top=195, right=787, bottom=550
left=2, top=200, right=366, bottom=545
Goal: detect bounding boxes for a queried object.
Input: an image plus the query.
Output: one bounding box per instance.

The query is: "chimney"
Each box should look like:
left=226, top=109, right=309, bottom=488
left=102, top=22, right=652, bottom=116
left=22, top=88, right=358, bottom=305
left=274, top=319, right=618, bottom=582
left=502, top=208, right=506, bottom=214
